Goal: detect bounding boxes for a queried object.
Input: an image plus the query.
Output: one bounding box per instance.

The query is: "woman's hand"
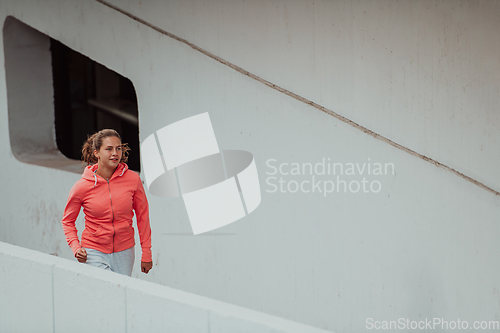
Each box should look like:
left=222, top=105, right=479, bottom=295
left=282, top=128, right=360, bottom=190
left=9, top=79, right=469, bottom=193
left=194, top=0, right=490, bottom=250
left=141, top=261, right=153, bottom=274
left=75, top=248, right=87, bottom=263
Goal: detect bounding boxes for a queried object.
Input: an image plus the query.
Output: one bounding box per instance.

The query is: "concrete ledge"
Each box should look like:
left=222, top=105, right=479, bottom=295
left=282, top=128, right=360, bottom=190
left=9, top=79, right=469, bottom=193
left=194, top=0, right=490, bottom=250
left=0, top=241, right=331, bottom=332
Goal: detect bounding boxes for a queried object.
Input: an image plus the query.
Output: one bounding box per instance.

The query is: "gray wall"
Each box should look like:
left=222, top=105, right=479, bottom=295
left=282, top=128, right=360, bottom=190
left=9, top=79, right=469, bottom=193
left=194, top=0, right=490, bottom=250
left=0, top=1, right=499, bottom=332
left=0, top=241, right=329, bottom=333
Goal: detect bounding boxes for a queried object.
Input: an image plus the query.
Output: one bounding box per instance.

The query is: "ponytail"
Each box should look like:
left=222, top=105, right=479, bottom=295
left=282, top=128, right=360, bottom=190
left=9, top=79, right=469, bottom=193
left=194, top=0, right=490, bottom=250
left=81, top=133, right=98, bottom=165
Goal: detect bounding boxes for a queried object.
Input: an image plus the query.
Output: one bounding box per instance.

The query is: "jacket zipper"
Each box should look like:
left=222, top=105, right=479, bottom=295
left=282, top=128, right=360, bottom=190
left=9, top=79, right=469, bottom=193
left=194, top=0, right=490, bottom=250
left=107, top=179, right=115, bottom=253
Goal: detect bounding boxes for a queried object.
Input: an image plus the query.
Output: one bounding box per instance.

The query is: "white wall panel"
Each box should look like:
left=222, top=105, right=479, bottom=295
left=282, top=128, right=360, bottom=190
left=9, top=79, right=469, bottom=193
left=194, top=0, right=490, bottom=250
left=0, top=1, right=499, bottom=332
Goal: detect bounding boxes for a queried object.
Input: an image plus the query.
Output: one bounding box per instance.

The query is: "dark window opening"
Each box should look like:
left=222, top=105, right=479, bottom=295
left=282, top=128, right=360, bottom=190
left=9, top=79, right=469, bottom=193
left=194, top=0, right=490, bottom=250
left=51, top=40, right=141, bottom=172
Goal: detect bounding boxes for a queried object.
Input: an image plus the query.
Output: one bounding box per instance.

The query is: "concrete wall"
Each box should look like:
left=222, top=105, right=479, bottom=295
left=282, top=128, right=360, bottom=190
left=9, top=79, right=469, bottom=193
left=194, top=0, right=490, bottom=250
left=0, top=241, right=329, bottom=333
left=0, top=1, right=499, bottom=332
left=108, top=0, right=500, bottom=191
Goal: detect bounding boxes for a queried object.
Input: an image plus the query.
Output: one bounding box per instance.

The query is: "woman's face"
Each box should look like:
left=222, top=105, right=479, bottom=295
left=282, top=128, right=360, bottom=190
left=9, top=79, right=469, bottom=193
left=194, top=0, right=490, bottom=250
left=94, top=136, right=122, bottom=169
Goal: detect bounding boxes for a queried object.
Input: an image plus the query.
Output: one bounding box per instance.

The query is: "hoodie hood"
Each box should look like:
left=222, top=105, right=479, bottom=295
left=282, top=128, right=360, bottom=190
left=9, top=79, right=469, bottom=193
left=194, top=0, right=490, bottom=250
left=82, top=163, right=129, bottom=188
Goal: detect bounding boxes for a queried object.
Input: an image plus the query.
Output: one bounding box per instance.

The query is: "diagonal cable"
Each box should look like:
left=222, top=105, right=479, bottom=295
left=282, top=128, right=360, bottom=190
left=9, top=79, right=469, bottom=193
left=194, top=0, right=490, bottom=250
left=96, top=0, right=500, bottom=197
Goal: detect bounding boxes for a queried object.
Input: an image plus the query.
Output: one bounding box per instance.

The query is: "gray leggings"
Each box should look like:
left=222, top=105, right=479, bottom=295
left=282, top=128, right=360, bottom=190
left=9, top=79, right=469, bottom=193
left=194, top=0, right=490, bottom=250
left=82, top=246, right=135, bottom=276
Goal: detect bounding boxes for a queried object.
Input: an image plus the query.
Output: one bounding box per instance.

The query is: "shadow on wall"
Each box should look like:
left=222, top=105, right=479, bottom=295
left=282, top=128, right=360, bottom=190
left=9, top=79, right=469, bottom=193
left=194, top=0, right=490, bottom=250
left=3, top=15, right=141, bottom=174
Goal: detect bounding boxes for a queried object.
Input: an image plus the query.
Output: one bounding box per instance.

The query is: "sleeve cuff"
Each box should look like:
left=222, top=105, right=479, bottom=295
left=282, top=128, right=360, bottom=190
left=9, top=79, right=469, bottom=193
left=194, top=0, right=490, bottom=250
left=141, top=248, right=152, bottom=263
left=70, top=240, right=81, bottom=257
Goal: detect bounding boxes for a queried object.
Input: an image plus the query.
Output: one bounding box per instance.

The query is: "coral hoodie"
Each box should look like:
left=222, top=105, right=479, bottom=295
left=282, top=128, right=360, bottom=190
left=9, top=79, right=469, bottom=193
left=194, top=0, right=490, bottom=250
left=61, top=162, right=152, bottom=262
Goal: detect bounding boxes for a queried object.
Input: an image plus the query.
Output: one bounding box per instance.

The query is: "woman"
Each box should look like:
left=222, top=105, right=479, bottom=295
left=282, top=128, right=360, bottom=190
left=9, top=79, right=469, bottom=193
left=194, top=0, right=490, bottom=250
left=61, top=129, right=153, bottom=276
